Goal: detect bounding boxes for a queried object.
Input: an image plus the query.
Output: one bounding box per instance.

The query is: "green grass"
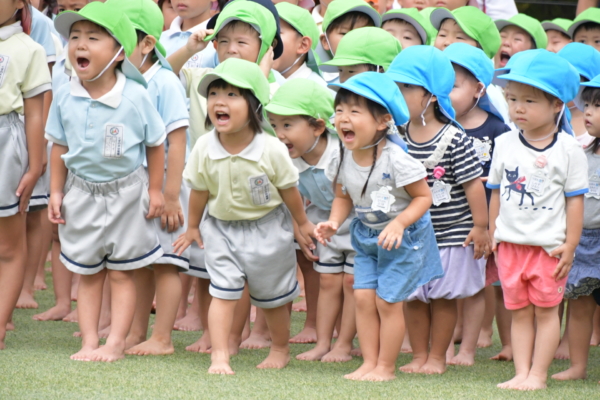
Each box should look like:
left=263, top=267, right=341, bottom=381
left=1, top=272, right=600, bottom=399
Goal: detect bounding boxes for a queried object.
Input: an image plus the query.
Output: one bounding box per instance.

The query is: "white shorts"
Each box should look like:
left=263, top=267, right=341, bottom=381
left=59, top=167, right=163, bottom=275
left=0, top=112, right=28, bottom=217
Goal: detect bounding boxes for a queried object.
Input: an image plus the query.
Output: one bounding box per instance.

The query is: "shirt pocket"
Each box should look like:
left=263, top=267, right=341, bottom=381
left=248, top=174, right=272, bottom=205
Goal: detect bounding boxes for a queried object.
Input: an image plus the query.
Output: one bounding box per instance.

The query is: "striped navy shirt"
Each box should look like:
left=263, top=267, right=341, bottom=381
left=400, top=124, right=483, bottom=247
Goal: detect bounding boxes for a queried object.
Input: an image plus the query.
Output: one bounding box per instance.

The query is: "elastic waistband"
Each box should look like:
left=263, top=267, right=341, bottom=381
left=352, top=211, right=431, bottom=237
left=211, top=204, right=288, bottom=228
left=66, top=167, right=147, bottom=195
left=582, top=228, right=600, bottom=238
left=0, top=112, right=22, bottom=128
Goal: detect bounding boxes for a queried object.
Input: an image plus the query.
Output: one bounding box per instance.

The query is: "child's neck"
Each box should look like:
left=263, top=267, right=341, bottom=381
left=351, top=137, right=385, bottom=167
left=407, top=111, right=446, bottom=143
left=281, top=59, right=304, bottom=79
left=319, top=3, right=327, bottom=17
left=0, top=14, right=18, bottom=28
left=300, top=135, right=327, bottom=166
left=139, top=56, right=155, bottom=75
left=521, top=121, right=557, bottom=150
left=569, top=107, right=586, bottom=137
left=80, top=67, right=119, bottom=100
left=217, top=125, right=256, bottom=155
left=181, top=10, right=212, bottom=31
left=456, top=105, right=488, bottom=130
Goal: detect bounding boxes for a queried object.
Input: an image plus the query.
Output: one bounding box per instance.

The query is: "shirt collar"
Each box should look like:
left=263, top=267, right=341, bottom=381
left=143, top=62, right=162, bottom=83
left=167, top=16, right=209, bottom=35
left=294, top=134, right=339, bottom=173
left=288, top=63, right=313, bottom=81
left=0, top=22, right=23, bottom=40
left=208, top=129, right=266, bottom=162
left=312, top=5, right=323, bottom=25
left=69, top=70, right=127, bottom=108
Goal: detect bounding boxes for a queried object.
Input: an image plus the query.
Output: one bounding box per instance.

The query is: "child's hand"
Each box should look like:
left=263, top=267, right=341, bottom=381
left=16, top=171, right=40, bottom=213
left=173, top=227, right=203, bottom=256
left=464, top=225, right=491, bottom=259
left=550, top=243, right=576, bottom=281
left=161, top=197, right=184, bottom=233
left=259, top=46, right=274, bottom=79
left=48, top=192, right=65, bottom=224
left=186, top=29, right=214, bottom=54
left=147, top=189, right=165, bottom=219
left=378, top=219, right=405, bottom=251
left=315, top=221, right=338, bottom=246
left=295, top=221, right=318, bottom=262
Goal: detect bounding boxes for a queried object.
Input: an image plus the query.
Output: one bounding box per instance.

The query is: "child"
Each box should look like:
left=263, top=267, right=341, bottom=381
left=173, top=58, right=315, bottom=374
left=158, top=0, right=177, bottom=32
left=47, top=1, right=167, bottom=361
left=311, top=0, right=332, bottom=33
left=444, top=42, right=511, bottom=366
left=435, top=0, right=469, bottom=9
left=569, top=7, right=600, bottom=52
left=542, top=18, right=572, bottom=53
left=320, top=27, right=401, bottom=83
left=551, top=75, right=600, bottom=382
left=488, top=50, right=586, bottom=390
left=395, top=0, right=430, bottom=11
left=382, top=8, right=437, bottom=48
left=0, top=0, right=51, bottom=349
left=316, top=72, right=443, bottom=381
left=387, top=45, right=491, bottom=374
left=495, top=14, right=547, bottom=68
left=266, top=78, right=357, bottom=361
left=108, top=0, right=191, bottom=356
left=315, top=0, right=381, bottom=84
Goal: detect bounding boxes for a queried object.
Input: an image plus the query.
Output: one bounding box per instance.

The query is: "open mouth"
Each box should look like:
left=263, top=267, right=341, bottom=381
left=285, top=143, right=293, bottom=150
left=499, top=52, right=511, bottom=67
left=215, top=111, right=230, bottom=124
left=341, top=128, right=356, bottom=141
left=77, top=57, right=90, bottom=69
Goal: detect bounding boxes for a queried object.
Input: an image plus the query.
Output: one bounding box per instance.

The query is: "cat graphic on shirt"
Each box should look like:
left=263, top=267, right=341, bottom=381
left=503, top=167, right=535, bottom=206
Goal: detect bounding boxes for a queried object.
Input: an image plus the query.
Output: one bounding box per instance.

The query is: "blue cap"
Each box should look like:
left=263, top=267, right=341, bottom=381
left=386, top=45, right=456, bottom=122
left=328, top=72, right=410, bottom=126
left=557, top=43, right=600, bottom=81
left=492, top=49, right=545, bottom=87
left=575, top=75, right=600, bottom=111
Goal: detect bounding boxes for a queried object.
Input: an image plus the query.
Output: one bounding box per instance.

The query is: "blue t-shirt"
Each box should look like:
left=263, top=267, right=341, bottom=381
left=30, top=6, right=56, bottom=62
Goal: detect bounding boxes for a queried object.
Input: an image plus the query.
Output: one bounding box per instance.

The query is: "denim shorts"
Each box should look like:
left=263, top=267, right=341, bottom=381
left=350, top=211, right=444, bottom=303
left=566, top=228, right=600, bottom=299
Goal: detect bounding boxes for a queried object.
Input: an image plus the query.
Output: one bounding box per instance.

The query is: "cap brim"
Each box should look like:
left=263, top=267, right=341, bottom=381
left=321, top=56, right=373, bottom=73
left=265, top=102, right=335, bottom=131
left=122, top=58, right=147, bottom=88
left=478, top=93, right=504, bottom=122
left=568, top=20, right=588, bottom=37
left=155, top=48, right=172, bottom=72
left=54, top=12, right=92, bottom=39
left=385, top=71, right=423, bottom=88
left=429, top=8, right=453, bottom=30
left=351, top=5, right=382, bottom=27
left=542, top=22, right=570, bottom=36
left=382, top=13, right=428, bottom=45
left=497, top=72, right=561, bottom=101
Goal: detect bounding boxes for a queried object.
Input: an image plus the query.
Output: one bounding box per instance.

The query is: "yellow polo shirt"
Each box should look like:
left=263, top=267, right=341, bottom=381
left=183, top=129, right=299, bottom=221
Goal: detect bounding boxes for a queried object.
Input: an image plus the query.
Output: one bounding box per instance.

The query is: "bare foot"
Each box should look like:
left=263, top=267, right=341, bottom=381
left=418, top=357, right=446, bottom=374
left=350, top=347, right=362, bottom=357
left=33, top=305, right=72, bottom=321
left=6, top=322, right=14, bottom=331
left=124, top=334, right=146, bottom=351
left=240, top=334, right=271, bottom=350
left=497, top=374, right=528, bottom=389
left=229, top=337, right=241, bottom=356
left=34, top=276, right=47, bottom=291
left=62, top=309, right=78, bottom=323
left=16, top=292, right=38, bottom=309
left=321, top=347, right=353, bottom=363
left=186, top=333, right=212, bottom=353
left=209, top=359, right=235, bottom=375
left=551, top=367, right=587, bottom=381
left=250, top=306, right=256, bottom=323
left=98, top=325, right=111, bottom=339
left=126, top=338, right=174, bottom=356
left=554, top=340, right=570, bottom=360
left=491, top=346, right=513, bottom=361
left=400, top=343, right=413, bottom=353
left=477, top=329, right=493, bottom=348
left=73, top=331, right=82, bottom=338
left=296, top=345, right=330, bottom=361
left=591, top=332, right=600, bottom=346
left=361, top=366, right=396, bottom=382
left=173, top=314, right=201, bottom=331
left=70, top=345, right=98, bottom=361
left=448, top=351, right=475, bottom=366
left=514, top=375, right=547, bottom=391
left=399, top=357, right=427, bottom=373
left=257, top=347, right=290, bottom=369
left=344, top=362, right=376, bottom=380
left=292, top=298, right=307, bottom=312
left=289, top=327, right=317, bottom=344
left=89, top=344, right=125, bottom=362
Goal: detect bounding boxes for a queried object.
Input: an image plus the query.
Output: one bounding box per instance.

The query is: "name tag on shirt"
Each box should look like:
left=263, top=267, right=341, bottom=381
left=249, top=174, right=271, bottom=205
left=431, top=180, right=452, bottom=206
left=472, top=138, right=491, bottom=163
left=0, top=54, right=9, bottom=88
left=587, top=175, right=600, bottom=199
left=104, top=124, right=124, bottom=158
left=184, top=53, right=203, bottom=69
left=525, top=170, right=548, bottom=197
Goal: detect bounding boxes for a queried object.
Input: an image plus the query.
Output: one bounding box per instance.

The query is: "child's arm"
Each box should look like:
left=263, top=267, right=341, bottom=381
left=145, top=144, right=166, bottom=219
left=378, top=179, right=432, bottom=251
left=48, top=144, right=68, bottom=224
left=550, top=195, right=584, bottom=281
left=167, top=30, right=214, bottom=75
left=279, top=186, right=317, bottom=252
left=315, top=184, right=353, bottom=246
left=173, top=189, right=209, bottom=255
left=489, top=189, right=500, bottom=254
left=162, top=128, right=186, bottom=232
left=463, top=177, right=491, bottom=259
left=18, top=93, right=45, bottom=213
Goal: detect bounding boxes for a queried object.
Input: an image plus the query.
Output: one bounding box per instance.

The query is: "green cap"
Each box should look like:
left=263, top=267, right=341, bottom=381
left=541, top=18, right=572, bottom=37
left=568, top=7, right=600, bottom=37
left=54, top=1, right=146, bottom=86
left=382, top=8, right=437, bottom=46
left=275, top=2, right=322, bottom=75
left=322, top=0, right=381, bottom=33
left=430, top=6, right=501, bottom=59
left=107, top=0, right=172, bottom=70
left=321, top=27, right=401, bottom=73
left=205, top=1, right=277, bottom=63
left=495, top=14, right=547, bottom=50
left=266, top=78, right=335, bottom=134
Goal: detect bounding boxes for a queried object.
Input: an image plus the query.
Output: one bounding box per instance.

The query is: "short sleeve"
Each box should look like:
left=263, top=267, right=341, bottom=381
left=134, top=91, right=166, bottom=147
left=451, top=129, right=483, bottom=184
left=181, top=67, right=211, bottom=98
left=325, top=147, right=343, bottom=185
left=267, top=140, right=299, bottom=189
left=565, top=142, right=589, bottom=197
left=21, top=43, right=51, bottom=98
left=29, top=9, right=56, bottom=62
left=182, top=139, right=208, bottom=191
left=156, top=74, right=189, bottom=134
left=44, top=94, right=67, bottom=146
left=486, top=136, right=504, bottom=190
left=390, top=147, right=427, bottom=188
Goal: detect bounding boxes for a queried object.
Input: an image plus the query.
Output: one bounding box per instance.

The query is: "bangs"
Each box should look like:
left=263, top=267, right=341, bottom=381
left=581, top=86, right=600, bottom=106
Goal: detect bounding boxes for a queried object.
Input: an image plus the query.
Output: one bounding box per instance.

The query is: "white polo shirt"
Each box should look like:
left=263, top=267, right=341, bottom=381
left=287, top=62, right=328, bottom=88
left=160, top=17, right=217, bottom=69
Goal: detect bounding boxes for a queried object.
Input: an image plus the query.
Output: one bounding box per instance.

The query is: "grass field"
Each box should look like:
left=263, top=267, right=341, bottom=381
left=1, top=272, right=600, bottom=399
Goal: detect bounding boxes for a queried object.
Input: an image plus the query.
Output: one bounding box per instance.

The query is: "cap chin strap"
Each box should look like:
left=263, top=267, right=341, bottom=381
left=325, top=34, right=335, bottom=57
left=304, top=136, right=321, bottom=154
left=139, top=52, right=150, bottom=69
left=464, top=87, right=485, bottom=116
left=420, top=94, right=433, bottom=126
left=85, top=46, right=124, bottom=82
left=555, top=103, right=565, bottom=131
left=280, top=55, right=303, bottom=76
left=360, top=134, right=385, bottom=150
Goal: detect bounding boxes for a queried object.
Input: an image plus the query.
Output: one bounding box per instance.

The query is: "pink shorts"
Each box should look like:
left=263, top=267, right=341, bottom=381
left=497, top=242, right=566, bottom=310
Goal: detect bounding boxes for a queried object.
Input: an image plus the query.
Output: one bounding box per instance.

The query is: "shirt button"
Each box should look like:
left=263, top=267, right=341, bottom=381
left=91, top=103, right=96, bottom=108
left=233, top=179, right=237, bottom=184
left=313, top=169, right=318, bottom=174
left=320, top=187, right=327, bottom=191
left=89, top=124, right=93, bottom=128
left=413, top=246, right=419, bottom=250
left=232, top=158, right=236, bottom=163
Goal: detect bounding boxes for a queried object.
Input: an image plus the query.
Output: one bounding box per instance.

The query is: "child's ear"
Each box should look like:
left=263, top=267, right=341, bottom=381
left=475, top=82, right=486, bottom=100
left=143, top=35, right=157, bottom=55
left=377, top=114, right=393, bottom=131
left=313, top=119, right=327, bottom=137
left=320, top=33, right=330, bottom=51
left=298, top=36, right=312, bottom=55
left=554, top=99, right=564, bottom=115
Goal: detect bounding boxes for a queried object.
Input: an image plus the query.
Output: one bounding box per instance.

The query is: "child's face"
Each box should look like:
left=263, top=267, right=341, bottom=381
left=172, top=0, right=213, bottom=20
left=574, top=26, right=600, bottom=52
left=273, top=20, right=307, bottom=76
left=398, top=0, right=431, bottom=11
left=207, top=84, right=252, bottom=136
left=270, top=114, right=321, bottom=159
left=335, top=100, right=390, bottom=151
left=57, top=0, right=88, bottom=13
left=450, top=66, right=483, bottom=119
left=321, top=18, right=372, bottom=55
left=215, top=23, right=261, bottom=64
left=584, top=99, right=600, bottom=137
left=496, top=26, right=534, bottom=68
left=397, top=82, right=432, bottom=121
left=545, top=29, right=571, bottom=53
left=505, top=81, right=562, bottom=134
left=0, top=0, right=24, bottom=28
left=434, top=19, right=478, bottom=51
left=338, top=64, right=372, bottom=84
left=161, top=0, right=177, bottom=31
left=68, top=20, right=124, bottom=82
left=382, top=19, right=422, bottom=49
left=433, top=0, right=468, bottom=10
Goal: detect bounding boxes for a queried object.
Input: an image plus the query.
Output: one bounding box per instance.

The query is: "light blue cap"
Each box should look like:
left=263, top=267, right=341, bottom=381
left=557, top=42, right=600, bottom=81
left=576, top=74, right=600, bottom=111
left=386, top=45, right=456, bottom=123
left=492, top=49, right=545, bottom=87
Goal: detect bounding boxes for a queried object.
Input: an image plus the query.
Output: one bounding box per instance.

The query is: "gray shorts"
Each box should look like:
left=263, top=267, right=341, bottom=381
left=59, top=167, right=163, bottom=275
left=202, top=204, right=299, bottom=308
left=306, top=205, right=355, bottom=274
left=0, top=112, right=28, bottom=217
left=29, top=143, right=52, bottom=210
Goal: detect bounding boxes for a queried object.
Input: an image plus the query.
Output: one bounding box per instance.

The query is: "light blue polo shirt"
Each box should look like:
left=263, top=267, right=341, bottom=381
left=51, top=46, right=69, bottom=92
left=30, top=6, right=56, bottom=63
left=45, top=71, right=166, bottom=182
left=159, top=16, right=217, bottom=69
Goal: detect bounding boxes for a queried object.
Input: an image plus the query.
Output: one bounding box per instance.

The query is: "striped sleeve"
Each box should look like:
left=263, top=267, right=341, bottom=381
left=450, top=130, right=483, bottom=185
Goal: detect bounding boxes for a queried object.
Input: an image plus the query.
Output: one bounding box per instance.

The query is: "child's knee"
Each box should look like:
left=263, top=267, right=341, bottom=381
left=320, top=273, right=343, bottom=291
left=343, top=273, right=354, bottom=289
left=354, top=289, right=376, bottom=309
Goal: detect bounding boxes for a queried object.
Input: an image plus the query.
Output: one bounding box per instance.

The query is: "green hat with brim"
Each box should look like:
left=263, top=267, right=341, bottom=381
left=382, top=8, right=436, bottom=46
left=430, top=6, right=501, bottom=59
left=541, top=18, right=572, bottom=37
left=205, top=1, right=277, bottom=64
left=107, top=0, right=172, bottom=71
left=568, top=7, right=600, bottom=37
left=198, top=58, right=272, bottom=133
left=265, top=78, right=336, bottom=135
left=321, top=27, right=401, bottom=73
left=54, top=1, right=146, bottom=87
left=276, top=2, right=322, bottom=76
left=495, top=14, right=547, bottom=50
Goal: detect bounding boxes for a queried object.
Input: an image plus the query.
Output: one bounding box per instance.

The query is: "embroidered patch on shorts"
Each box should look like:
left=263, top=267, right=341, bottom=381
left=104, top=124, right=124, bottom=158
left=0, top=54, right=10, bottom=88
left=249, top=174, right=271, bottom=205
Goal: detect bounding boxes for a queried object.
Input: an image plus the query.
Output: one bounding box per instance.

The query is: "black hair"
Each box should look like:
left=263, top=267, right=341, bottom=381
left=326, top=11, right=375, bottom=36
left=582, top=86, right=600, bottom=153
left=574, top=21, right=600, bottom=38
left=135, top=30, right=159, bottom=63
left=300, top=115, right=327, bottom=137
left=217, top=19, right=260, bottom=38
left=204, top=78, right=263, bottom=134
left=41, top=0, right=57, bottom=18
left=333, top=88, right=390, bottom=197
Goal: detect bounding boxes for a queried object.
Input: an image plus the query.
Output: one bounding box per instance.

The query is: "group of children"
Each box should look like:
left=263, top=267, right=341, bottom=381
left=2, top=0, right=600, bottom=391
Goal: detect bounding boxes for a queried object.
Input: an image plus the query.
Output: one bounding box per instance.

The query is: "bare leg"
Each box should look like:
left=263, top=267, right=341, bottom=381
left=419, top=299, right=457, bottom=374
left=498, top=304, right=534, bottom=389
left=257, top=305, right=292, bottom=369
left=344, top=289, right=378, bottom=380
left=591, top=306, right=600, bottom=345
left=96, top=274, right=112, bottom=338
left=125, top=267, right=156, bottom=350
left=207, top=297, right=237, bottom=374
left=478, top=285, right=495, bottom=348
left=71, top=270, right=106, bottom=360
left=186, top=278, right=212, bottom=353
left=240, top=307, right=271, bottom=350
left=173, top=276, right=201, bottom=331
left=491, top=286, right=513, bottom=361
left=449, top=289, right=485, bottom=366
left=70, top=273, right=79, bottom=301
left=453, top=299, right=463, bottom=344
left=290, top=251, right=319, bottom=343
left=554, top=301, right=570, bottom=359
left=400, top=302, right=412, bottom=353
left=229, top=287, right=251, bottom=354
left=400, top=300, right=430, bottom=373
left=322, top=273, right=357, bottom=363
left=16, top=210, right=44, bottom=309
left=175, top=273, right=192, bottom=322
left=34, top=215, right=52, bottom=290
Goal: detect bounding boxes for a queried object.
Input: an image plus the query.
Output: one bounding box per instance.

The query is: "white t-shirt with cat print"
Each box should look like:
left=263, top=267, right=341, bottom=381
left=487, top=130, right=589, bottom=254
